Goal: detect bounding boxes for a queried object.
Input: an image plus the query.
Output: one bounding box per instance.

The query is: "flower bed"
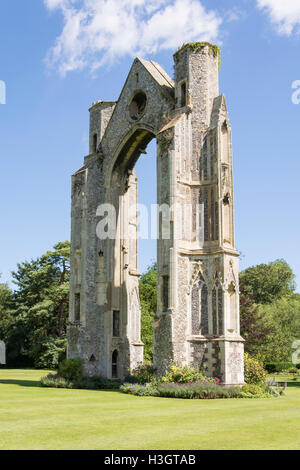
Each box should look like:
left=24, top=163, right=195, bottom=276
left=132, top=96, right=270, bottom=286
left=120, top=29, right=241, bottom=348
left=40, top=358, right=284, bottom=398
left=120, top=380, right=284, bottom=399
left=157, top=382, right=242, bottom=399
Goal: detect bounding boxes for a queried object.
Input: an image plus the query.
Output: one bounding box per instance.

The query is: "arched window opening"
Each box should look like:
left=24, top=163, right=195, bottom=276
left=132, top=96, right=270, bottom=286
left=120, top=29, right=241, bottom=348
left=93, top=133, right=97, bottom=153
left=222, top=120, right=228, bottom=133
left=129, top=91, right=147, bottom=121
left=74, top=293, right=80, bottom=322
left=200, top=284, right=208, bottom=335
left=162, top=276, right=169, bottom=312
left=113, top=310, right=120, bottom=337
left=180, top=81, right=187, bottom=107
left=223, top=193, right=230, bottom=206
left=112, top=350, right=118, bottom=378
left=98, top=250, right=104, bottom=271
left=212, top=279, right=224, bottom=336
left=218, top=288, right=224, bottom=335
left=212, top=288, right=217, bottom=335
left=191, top=272, right=208, bottom=336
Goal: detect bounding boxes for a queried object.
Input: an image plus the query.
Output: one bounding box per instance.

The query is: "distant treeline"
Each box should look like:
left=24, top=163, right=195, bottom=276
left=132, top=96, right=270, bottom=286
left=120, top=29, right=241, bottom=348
left=0, top=242, right=299, bottom=368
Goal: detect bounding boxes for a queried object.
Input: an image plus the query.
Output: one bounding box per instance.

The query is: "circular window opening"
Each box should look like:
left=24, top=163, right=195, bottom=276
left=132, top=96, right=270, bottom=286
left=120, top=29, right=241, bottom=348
left=129, top=91, right=147, bottom=121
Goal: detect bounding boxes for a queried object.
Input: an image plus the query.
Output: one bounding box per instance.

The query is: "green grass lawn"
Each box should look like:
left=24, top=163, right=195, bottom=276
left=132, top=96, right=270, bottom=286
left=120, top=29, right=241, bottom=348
left=0, top=369, right=299, bottom=450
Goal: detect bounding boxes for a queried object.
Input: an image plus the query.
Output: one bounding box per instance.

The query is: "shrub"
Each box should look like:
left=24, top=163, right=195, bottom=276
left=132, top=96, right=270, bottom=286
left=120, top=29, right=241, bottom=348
left=58, top=358, right=84, bottom=382
left=75, top=376, right=120, bottom=390
left=123, top=374, right=138, bottom=384
left=129, top=361, right=156, bottom=384
left=120, top=383, right=159, bottom=396
left=264, top=362, right=296, bottom=373
left=161, top=362, right=212, bottom=384
left=244, top=353, right=267, bottom=384
left=288, top=367, right=299, bottom=374
left=40, top=373, right=120, bottom=390
left=40, top=374, right=73, bottom=389
left=240, top=384, right=271, bottom=398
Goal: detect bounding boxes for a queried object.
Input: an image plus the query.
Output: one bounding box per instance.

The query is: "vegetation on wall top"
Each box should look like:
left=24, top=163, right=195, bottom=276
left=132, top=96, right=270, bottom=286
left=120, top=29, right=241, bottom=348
left=173, top=42, right=221, bottom=66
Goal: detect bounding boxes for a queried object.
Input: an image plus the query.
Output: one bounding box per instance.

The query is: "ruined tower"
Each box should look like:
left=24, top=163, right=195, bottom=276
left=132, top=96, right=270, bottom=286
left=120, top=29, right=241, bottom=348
left=68, top=43, right=244, bottom=385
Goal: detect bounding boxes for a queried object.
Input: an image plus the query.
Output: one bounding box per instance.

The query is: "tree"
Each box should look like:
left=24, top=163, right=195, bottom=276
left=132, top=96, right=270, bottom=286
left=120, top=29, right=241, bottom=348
left=0, top=277, right=13, bottom=344
left=139, top=263, right=157, bottom=361
left=2, top=241, right=70, bottom=368
left=0, top=277, right=12, bottom=313
left=240, top=260, right=300, bottom=363
left=239, top=259, right=295, bottom=304
left=239, top=284, right=274, bottom=357
left=257, top=296, right=300, bottom=363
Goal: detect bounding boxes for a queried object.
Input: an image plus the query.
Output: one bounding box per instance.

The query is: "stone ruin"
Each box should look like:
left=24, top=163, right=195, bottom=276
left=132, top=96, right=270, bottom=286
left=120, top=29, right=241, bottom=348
left=68, top=43, right=244, bottom=385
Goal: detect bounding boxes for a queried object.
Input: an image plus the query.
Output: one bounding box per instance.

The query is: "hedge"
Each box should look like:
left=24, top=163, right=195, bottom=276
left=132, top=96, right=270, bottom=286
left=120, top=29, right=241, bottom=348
left=264, top=362, right=300, bottom=373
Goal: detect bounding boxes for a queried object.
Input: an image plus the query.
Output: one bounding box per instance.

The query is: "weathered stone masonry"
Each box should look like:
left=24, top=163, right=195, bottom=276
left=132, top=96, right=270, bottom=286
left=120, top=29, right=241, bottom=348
left=68, top=43, right=244, bottom=385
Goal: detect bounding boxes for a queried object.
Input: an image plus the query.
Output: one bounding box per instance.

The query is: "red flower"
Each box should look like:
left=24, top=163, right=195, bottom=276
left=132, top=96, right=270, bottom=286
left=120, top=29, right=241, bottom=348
left=215, top=378, right=220, bottom=384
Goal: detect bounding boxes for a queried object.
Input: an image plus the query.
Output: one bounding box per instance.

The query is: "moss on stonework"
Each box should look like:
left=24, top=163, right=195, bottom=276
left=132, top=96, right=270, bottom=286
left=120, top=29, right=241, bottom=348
left=159, top=129, right=173, bottom=153
left=174, top=42, right=221, bottom=68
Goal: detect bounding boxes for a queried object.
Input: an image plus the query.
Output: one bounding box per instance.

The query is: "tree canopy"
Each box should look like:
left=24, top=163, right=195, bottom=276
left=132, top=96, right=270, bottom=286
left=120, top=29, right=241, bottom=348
left=139, top=262, right=157, bottom=361
left=0, top=241, right=70, bottom=368
left=239, top=259, right=296, bottom=304
left=255, top=296, right=300, bottom=362
left=240, top=259, right=299, bottom=363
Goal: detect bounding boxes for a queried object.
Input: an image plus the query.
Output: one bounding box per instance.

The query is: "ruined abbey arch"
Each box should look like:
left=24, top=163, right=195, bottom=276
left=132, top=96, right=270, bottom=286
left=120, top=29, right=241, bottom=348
left=68, top=43, right=244, bottom=385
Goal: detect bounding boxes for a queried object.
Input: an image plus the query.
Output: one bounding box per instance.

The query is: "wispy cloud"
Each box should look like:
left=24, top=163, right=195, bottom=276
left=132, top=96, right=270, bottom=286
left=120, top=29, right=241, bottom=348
left=43, top=0, right=222, bottom=75
left=257, top=0, right=300, bottom=35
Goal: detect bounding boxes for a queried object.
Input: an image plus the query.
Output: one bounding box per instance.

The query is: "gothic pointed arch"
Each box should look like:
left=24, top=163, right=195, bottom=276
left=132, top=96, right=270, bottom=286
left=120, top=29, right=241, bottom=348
left=212, top=272, right=224, bottom=336
left=190, top=264, right=209, bottom=336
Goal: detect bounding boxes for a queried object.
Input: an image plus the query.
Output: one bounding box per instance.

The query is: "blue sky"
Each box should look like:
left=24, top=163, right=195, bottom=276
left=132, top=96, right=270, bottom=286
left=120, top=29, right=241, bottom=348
left=0, top=0, right=300, bottom=291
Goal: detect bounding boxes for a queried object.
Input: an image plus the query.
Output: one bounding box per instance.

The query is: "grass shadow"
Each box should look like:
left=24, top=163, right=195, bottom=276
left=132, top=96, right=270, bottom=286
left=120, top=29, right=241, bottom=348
left=0, top=379, right=127, bottom=393
left=0, top=379, right=40, bottom=387
left=274, top=380, right=300, bottom=388
left=284, top=382, right=300, bottom=388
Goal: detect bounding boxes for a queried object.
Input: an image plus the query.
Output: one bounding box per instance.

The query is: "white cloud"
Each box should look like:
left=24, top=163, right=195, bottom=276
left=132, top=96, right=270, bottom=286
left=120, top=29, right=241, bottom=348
left=44, top=0, right=70, bottom=10
left=257, top=0, right=300, bottom=35
left=43, top=0, right=222, bottom=75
